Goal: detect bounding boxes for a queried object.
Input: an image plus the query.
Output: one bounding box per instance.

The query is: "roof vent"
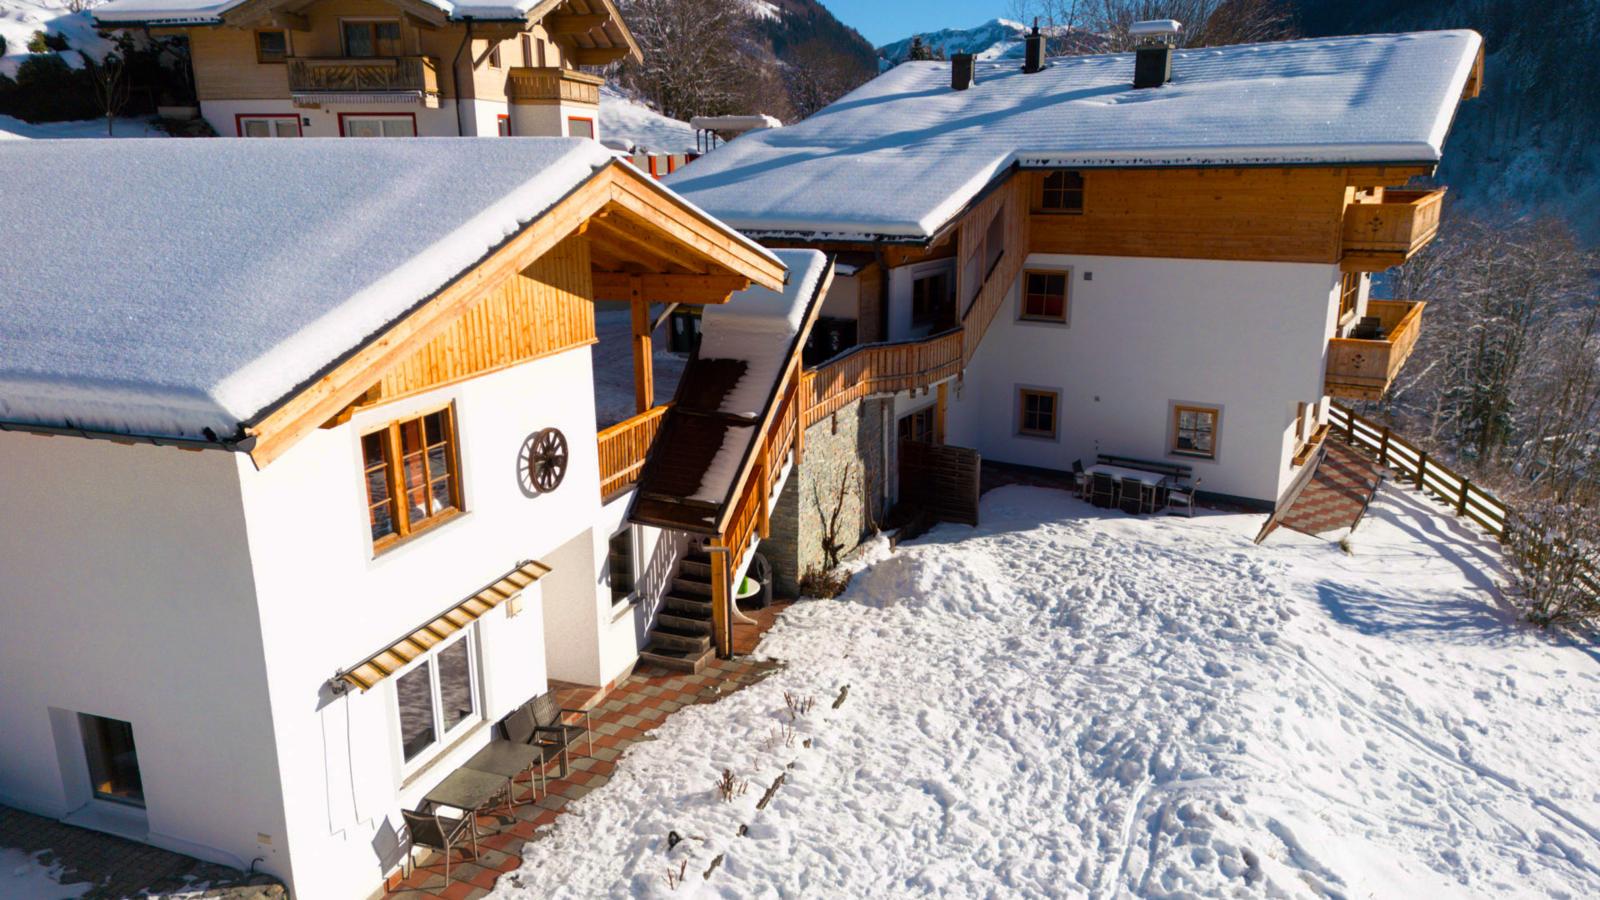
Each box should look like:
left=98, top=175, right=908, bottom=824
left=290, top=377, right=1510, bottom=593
left=1130, top=19, right=1181, bottom=89
left=1023, top=19, right=1045, bottom=74
left=952, top=52, right=975, bottom=91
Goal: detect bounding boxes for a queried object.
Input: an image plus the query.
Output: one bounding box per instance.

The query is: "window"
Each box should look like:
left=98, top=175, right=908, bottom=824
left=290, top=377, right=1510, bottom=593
left=567, top=116, right=595, bottom=140
left=520, top=33, right=533, bottom=65
left=1021, top=270, right=1069, bottom=323
left=488, top=43, right=502, bottom=68
left=1040, top=171, right=1084, bottom=212
left=608, top=528, right=635, bottom=605
left=497, top=114, right=511, bottom=137
left=910, top=266, right=953, bottom=331
left=79, top=715, right=143, bottom=807
left=536, top=37, right=548, bottom=67
left=238, top=115, right=300, bottom=137
left=361, top=407, right=461, bottom=550
left=1172, top=405, right=1219, bottom=459
left=396, top=632, right=478, bottom=764
left=340, top=113, right=416, bottom=137
left=1017, top=388, right=1058, bottom=439
left=342, top=19, right=402, bottom=58
left=898, top=407, right=935, bottom=444
left=255, top=30, right=288, bottom=64
left=1338, top=272, right=1360, bottom=324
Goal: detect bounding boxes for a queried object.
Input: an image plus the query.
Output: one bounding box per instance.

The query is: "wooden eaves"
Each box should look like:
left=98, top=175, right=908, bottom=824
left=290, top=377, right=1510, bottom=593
left=240, top=160, right=783, bottom=469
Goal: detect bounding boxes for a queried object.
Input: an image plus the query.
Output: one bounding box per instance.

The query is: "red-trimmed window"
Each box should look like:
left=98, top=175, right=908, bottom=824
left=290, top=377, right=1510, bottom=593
left=567, top=116, right=595, bottom=140
left=497, top=114, right=511, bottom=137
left=1021, top=270, right=1069, bottom=323
left=339, top=113, right=416, bottom=137
left=237, top=114, right=301, bottom=137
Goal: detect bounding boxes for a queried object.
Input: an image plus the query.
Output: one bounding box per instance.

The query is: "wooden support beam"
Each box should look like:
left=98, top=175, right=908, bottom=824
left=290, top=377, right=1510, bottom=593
left=935, top=382, right=947, bottom=445
left=755, top=456, right=770, bottom=539
left=269, top=10, right=307, bottom=30
left=710, top=541, right=733, bottom=658
left=630, top=277, right=653, bottom=414
left=590, top=212, right=713, bottom=273
left=571, top=47, right=630, bottom=66
left=545, top=12, right=608, bottom=33
left=592, top=271, right=748, bottom=303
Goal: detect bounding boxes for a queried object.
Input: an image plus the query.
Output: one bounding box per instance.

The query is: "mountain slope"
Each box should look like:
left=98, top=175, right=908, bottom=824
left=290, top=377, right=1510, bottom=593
left=877, top=18, right=1107, bottom=63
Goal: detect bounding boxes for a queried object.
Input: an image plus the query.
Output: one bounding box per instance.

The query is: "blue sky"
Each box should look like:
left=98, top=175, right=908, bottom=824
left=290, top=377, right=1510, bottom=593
left=818, top=0, right=1008, bottom=47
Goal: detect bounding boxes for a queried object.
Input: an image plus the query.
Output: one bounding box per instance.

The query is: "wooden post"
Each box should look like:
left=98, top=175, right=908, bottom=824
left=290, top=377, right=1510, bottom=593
left=1378, top=427, right=1391, bottom=467
left=1458, top=478, right=1470, bottom=516
left=935, top=382, right=948, bottom=445
left=709, top=541, right=732, bottom=659
left=630, top=276, right=653, bottom=414
left=1415, top=451, right=1428, bottom=490
left=755, top=456, right=770, bottom=539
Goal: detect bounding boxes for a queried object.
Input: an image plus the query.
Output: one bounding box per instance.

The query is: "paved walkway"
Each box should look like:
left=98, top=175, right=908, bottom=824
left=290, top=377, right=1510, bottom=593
left=1280, top=439, right=1383, bottom=536
left=385, top=604, right=788, bottom=899
left=0, top=805, right=283, bottom=899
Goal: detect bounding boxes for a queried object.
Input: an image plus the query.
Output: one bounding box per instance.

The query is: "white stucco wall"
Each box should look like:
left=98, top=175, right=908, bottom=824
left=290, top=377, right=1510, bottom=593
left=200, top=98, right=468, bottom=137
left=886, top=258, right=959, bottom=341
left=234, top=347, right=604, bottom=898
left=0, top=434, right=291, bottom=878
left=945, top=253, right=1338, bottom=504
left=508, top=101, right=600, bottom=140
left=818, top=272, right=860, bottom=320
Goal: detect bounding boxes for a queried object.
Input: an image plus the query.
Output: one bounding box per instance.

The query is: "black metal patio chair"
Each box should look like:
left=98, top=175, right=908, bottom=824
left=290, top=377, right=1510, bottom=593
left=401, top=808, right=478, bottom=888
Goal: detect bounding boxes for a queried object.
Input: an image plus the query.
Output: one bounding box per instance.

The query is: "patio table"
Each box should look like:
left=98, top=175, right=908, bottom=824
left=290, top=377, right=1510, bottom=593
left=422, top=766, right=509, bottom=816
left=464, top=741, right=547, bottom=809
left=1085, top=464, right=1167, bottom=486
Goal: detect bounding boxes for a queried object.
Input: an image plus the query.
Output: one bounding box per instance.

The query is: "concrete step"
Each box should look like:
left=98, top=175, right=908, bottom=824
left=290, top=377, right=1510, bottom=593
left=648, top=627, right=711, bottom=653
left=640, top=645, right=712, bottom=674
left=665, top=594, right=713, bottom=617
left=678, top=558, right=714, bottom=580
left=657, top=612, right=712, bottom=634
left=673, top=577, right=712, bottom=597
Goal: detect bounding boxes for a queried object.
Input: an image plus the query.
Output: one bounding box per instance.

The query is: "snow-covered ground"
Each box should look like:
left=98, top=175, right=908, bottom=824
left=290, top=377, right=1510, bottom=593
left=0, top=0, right=114, bottom=77
left=497, top=483, right=1600, bottom=897
left=0, top=113, right=164, bottom=138
left=2, top=848, right=90, bottom=899
left=592, top=306, right=686, bottom=429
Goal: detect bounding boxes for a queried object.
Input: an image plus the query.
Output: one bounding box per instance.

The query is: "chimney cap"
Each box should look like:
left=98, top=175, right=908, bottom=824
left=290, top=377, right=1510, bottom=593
left=1129, top=19, right=1182, bottom=46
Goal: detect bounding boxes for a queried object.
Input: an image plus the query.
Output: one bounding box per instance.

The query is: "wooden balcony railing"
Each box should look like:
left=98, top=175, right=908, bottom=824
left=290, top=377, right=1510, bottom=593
left=801, top=330, right=963, bottom=426
left=1341, top=187, right=1446, bottom=269
left=1325, top=299, right=1426, bottom=401
left=506, top=67, right=603, bottom=105
left=597, top=404, right=669, bottom=499
left=288, top=56, right=440, bottom=101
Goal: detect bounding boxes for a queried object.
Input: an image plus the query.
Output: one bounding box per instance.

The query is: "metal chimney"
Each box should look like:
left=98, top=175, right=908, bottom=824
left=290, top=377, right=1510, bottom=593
left=1130, top=19, right=1181, bottom=88
left=1023, top=18, right=1045, bottom=74
left=952, top=53, right=975, bottom=90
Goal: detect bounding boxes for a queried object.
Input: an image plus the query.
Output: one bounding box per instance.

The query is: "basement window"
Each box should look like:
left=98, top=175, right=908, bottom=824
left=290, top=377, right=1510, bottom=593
left=1039, top=171, right=1084, bottom=213
left=608, top=528, right=636, bottom=605
left=80, top=714, right=144, bottom=807
left=568, top=116, right=595, bottom=140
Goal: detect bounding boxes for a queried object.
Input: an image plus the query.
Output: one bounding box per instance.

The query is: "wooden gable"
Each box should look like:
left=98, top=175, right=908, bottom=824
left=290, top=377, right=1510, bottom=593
left=244, top=162, right=783, bottom=468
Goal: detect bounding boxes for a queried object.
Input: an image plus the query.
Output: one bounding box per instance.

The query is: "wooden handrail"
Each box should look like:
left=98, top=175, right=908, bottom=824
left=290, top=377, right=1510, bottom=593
left=596, top=404, right=670, bottom=499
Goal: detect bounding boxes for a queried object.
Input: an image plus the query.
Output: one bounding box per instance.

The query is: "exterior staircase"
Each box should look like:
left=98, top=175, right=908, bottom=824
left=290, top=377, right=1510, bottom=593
left=638, top=545, right=717, bottom=673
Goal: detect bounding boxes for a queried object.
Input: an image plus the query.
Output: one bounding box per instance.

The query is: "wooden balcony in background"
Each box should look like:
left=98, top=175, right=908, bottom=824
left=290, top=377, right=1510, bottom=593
left=288, top=56, right=440, bottom=106
left=507, top=67, right=603, bottom=105
left=1341, top=188, right=1446, bottom=271
left=1326, top=300, right=1425, bottom=401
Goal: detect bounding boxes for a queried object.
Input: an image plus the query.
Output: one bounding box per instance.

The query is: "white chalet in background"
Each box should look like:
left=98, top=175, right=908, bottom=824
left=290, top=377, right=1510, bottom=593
left=0, top=137, right=792, bottom=899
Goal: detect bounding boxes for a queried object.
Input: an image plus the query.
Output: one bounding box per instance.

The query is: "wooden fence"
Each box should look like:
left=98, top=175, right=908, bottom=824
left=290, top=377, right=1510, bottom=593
left=1328, top=403, right=1507, bottom=536
left=899, top=441, right=981, bottom=526
left=596, top=404, right=670, bottom=498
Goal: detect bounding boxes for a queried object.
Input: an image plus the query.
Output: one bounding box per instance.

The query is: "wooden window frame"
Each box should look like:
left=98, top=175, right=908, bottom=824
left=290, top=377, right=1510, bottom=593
left=567, top=115, right=595, bottom=140
left=1170, top=403, right=1220, bottom=460
left=339, top=18, right=403, bottom=58
left=1338, top=272, right=1360, bottom=327
left=1038, top=170, right=1085, bottom=214
left=897, top=406, right=936, bottom=445
left=235, top=113, right=301, bottom=137
left=1019, top=268, right=1071, bottom=324
left=1016, top=388, right=1059, bottom=440
left=487, top=43, right=502, bottom=69
left=255, top=29, right=289, bottom=64
left=361, top=404, right=464, bottom=554
left=607, top=527, right=636, bottom=606
left=520, top=33, right=533, bottom=66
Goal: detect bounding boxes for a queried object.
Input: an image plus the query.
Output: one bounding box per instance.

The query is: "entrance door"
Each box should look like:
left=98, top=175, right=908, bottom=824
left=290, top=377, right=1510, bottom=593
left=79, top=714, right=144, bottom=807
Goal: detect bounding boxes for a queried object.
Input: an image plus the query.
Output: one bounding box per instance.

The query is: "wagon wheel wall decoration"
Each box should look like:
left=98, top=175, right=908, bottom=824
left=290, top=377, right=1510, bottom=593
left=519, top=427, right=569, bottom=495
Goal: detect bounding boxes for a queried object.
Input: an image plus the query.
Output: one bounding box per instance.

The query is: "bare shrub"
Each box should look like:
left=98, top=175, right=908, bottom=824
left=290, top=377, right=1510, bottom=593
left=1502, top=476, right=1600, bottom=630
left=715, top=768, right=748, bottom=802
left=798, top=566, right=850, bottom=599
left=784, top=692, right=814, bottom=720
left=664, top=859, right=687, bottom=889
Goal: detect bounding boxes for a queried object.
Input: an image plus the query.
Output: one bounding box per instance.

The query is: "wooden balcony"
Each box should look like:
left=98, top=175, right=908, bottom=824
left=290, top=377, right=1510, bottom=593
left=1341, top=188, right=1446, bottom=271
left=1325, top=300, right=1425, bottom=401
left=506, top=67, right=603, bottom=106
left=288, top=56, right=440, bottom=106
left=597, top=404, right=669, bottom=499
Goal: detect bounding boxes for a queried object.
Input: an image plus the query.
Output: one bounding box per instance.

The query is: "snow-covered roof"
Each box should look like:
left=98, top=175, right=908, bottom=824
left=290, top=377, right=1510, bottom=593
left=666, top=30, right=1483, bottom=240
left=689, top=115, right=783, bottom=134
left=599, top=86, right=698, bottom=155
left=0, top=137, right=618, bottom=442
left=698, top=249, right=829, bottom=419
left=96, top=0, right=537, bottom=25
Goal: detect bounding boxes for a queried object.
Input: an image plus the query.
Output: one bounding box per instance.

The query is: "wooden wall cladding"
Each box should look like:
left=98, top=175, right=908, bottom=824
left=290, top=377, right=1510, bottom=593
left=373, top=234, right=596, bottom=402
left=1026, top=167, right=1349, bottom=264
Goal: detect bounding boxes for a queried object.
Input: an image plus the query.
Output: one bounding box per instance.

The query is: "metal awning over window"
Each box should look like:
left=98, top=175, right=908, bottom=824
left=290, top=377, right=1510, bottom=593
left=292, top=91, right=437, bottom=108
left=335, top=560, right=551, bottom=693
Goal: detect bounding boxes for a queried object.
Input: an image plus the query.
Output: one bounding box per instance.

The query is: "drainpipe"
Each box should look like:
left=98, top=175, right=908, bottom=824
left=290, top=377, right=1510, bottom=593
left=452, top=18, right=474, bottom=136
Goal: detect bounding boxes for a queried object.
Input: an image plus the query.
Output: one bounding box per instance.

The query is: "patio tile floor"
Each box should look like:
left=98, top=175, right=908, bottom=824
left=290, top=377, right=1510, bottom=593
left=381, top=603, right=788, bottom=899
